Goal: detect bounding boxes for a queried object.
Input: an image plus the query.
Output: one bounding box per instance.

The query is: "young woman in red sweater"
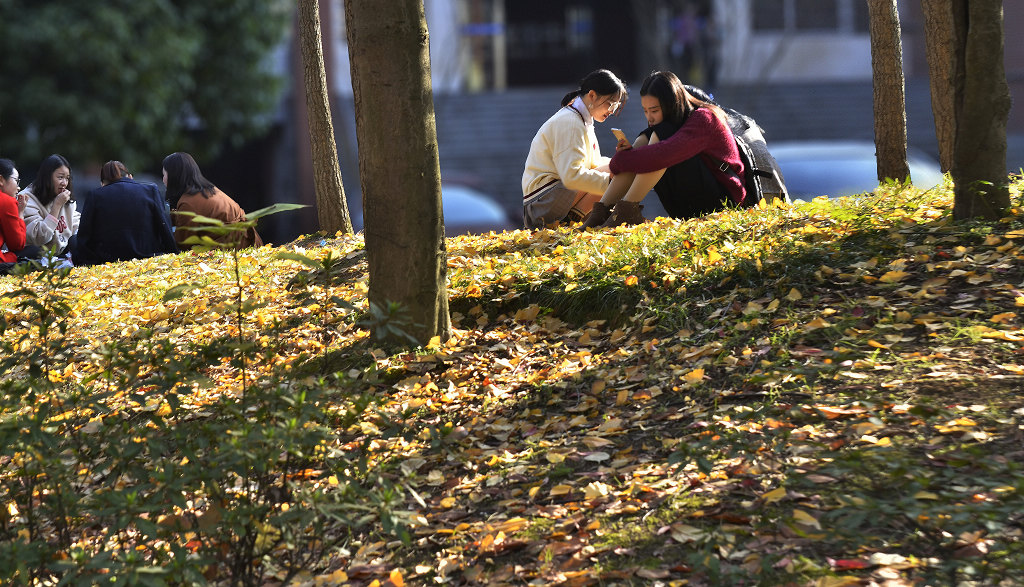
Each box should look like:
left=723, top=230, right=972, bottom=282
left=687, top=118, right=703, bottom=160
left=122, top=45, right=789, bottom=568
left=0, top=158, right=28, bottom=269
left=579, top=71, right=746, bottom=229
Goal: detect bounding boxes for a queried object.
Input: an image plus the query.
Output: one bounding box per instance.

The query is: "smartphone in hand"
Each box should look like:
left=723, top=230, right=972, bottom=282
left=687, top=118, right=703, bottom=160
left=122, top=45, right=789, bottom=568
left=611, top=128, right=630, bottom=149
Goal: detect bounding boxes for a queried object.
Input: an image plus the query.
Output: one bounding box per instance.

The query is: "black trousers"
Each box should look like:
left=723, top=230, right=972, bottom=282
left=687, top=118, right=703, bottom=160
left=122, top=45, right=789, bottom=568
left=654, top=156, right=731, bottom=219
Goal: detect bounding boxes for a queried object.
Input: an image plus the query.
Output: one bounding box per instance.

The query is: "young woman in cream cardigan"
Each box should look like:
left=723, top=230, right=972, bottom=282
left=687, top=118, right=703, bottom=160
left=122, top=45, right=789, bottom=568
left=521, top=69, right=628, bottom=229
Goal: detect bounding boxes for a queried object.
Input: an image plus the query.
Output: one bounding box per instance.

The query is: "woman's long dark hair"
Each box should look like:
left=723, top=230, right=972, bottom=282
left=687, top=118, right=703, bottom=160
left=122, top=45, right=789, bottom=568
left=640, top=70, right=726, bottom=126
left=29, top=154, right=72, bottom=207
left=162, top=151, right=216, bottom=208
left=560, top=69, right=628, bottom=111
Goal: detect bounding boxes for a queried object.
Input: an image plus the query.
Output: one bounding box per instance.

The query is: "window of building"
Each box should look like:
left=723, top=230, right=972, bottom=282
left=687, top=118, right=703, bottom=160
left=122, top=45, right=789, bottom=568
left=753, top=0, right=867, bottom=33
left=565, top=6, right=593, bottom=51
left=794, top=0, right=837, bottom=30
left=752, top=0, right=785, bottom=30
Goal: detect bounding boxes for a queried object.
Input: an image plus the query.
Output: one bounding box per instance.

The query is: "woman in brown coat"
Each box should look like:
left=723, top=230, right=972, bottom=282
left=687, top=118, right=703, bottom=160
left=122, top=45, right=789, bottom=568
left=162, top=152, right=263, bottom=250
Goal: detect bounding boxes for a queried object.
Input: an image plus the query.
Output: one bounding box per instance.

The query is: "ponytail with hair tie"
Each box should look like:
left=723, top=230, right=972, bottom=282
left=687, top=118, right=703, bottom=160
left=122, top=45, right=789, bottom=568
left=559, top=69, right=627, bottom=108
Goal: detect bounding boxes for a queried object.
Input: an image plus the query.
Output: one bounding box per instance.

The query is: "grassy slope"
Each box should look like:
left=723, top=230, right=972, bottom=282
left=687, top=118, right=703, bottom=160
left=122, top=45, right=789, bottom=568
left=3, top=177, right=1024, bottom=585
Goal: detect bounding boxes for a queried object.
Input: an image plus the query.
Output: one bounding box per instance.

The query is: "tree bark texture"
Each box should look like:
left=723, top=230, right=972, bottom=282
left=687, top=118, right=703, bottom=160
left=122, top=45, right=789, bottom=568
left=298, top=0, right=353, bottom=234
left=920, top=0, right=956, bottom=173
left=867, top=0, right=911, bottom=183
left=951, top=0, right=1011, bottom=221
left=345, top=0, right=452, bottom=345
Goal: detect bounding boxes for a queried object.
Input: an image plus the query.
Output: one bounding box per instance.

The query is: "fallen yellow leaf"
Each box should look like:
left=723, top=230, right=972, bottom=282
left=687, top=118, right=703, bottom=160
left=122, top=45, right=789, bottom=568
left=859, top=435, right=892, bottom=447
left=879, top=270, right=909, bottom=283
left=804, top=317, right=831, bottom=331
left=514, top=305, right=541, bottom=321
left=792, top=509, right=822, bottom=530
left=683, top=369, right=704, bottom=384
left=615, top=389, right=629, bottom=406
left=991, top=312, right=1017, bottom=324
left=761, top=487, right=787, bottom=504
left=316, top=569, right=348, bottom=584
left=583, top=481, right=611, bottom=500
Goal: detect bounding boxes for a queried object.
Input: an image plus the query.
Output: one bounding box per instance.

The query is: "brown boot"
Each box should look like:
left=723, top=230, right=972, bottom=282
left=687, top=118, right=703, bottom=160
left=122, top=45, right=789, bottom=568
left=602, top=200, right=645, bottom=227
left=577, top=201, right=612, bottom=230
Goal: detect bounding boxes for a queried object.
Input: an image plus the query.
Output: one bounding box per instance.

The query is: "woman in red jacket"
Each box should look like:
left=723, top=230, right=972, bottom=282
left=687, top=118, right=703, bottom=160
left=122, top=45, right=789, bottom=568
left=0, top=158, right=28, bottom=270
left=579, top=71, right=746, bottom=229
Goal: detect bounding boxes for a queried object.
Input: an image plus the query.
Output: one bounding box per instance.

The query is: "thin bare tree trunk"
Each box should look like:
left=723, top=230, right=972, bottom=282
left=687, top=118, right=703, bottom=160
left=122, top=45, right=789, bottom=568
left=920, top=0, right=956, bottom=173
left=345, top=0, right=451, bottom=345
left=867, top=0, right=911, bottom=183
left=298, top=0, right=353, bottom=234
left=951, top=0, right=1011, bottom=221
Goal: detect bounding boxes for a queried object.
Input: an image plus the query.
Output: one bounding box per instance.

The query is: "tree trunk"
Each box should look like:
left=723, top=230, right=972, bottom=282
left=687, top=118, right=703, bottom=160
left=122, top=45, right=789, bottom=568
left=867, top=0, right=911, bottom=183
left=298, top=0, right=353, bottom=234
left=951, top=0, right=1011, bottom=221
left=920, top=0, right=956, bottom=173
left=345, top=0, right=452, bottom=345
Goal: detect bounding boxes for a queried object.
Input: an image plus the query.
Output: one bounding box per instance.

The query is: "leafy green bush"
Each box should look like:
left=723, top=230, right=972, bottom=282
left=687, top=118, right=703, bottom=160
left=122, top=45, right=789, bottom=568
left=0, top=220, right=407, bottom=584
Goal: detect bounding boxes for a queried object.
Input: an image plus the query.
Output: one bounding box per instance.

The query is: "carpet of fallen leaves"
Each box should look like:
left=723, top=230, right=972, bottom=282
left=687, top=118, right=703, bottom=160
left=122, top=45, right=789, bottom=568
left=4, top=177, right=1024, bottom=585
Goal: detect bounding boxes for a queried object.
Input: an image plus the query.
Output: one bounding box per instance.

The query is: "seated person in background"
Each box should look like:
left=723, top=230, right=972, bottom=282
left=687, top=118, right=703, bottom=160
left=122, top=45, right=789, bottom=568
left=579, top=70, right=746, bottom=229
left=72, top=160, right=178, bottom=266
left=19, top=154, right=80, bottom=260
left=521, top=69, right=629, bottom=228
left=163, top=152, right=263, bottom=251
left=0, top=158, right=28, bottom=272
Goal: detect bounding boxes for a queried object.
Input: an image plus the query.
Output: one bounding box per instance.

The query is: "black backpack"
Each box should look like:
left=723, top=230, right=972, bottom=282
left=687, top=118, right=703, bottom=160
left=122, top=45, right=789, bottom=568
left=686, top=86, right=790, bottom=207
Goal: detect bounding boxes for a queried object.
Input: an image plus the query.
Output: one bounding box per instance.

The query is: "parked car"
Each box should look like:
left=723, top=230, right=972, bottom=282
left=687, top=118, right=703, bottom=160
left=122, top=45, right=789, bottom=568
left=351, top=182, right=515, bottom=235
left=439, top=183, right=517, bottom=234
left=770, top=140, right=945, bottom=201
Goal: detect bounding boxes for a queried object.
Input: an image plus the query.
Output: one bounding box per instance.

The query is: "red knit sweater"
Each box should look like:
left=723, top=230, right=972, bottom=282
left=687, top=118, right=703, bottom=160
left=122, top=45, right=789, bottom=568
left=609, top=107, right=746, bottom=205
left=0, top=191, right=26, bottom=263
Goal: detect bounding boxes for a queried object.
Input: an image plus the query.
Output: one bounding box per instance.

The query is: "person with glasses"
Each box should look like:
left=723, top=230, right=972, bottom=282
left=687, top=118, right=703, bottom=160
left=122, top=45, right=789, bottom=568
left=163, top=152, right=263, bottom=251
left=0, top=158, right=28, bottom=271
left=579, top=71, right=746, bottom=229
left=19, top=153, right=80, bottom=263
left=522, top=69, right=628, bottom=229
left=71, top=160, right=178, bottom=266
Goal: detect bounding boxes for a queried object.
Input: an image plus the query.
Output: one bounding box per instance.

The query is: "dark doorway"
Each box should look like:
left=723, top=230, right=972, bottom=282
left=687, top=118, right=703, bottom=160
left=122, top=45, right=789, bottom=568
left=505, top=1, right=637, bottom=86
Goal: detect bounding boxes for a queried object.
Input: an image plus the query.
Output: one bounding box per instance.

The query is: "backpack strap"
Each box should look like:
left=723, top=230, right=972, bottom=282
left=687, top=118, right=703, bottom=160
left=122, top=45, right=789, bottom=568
left=709, top=156, right=745, bottom=185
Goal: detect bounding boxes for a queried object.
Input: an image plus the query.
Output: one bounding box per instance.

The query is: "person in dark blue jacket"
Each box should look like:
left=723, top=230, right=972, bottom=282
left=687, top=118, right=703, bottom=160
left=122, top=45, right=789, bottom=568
left=72, top=161, right=178, bottom=266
